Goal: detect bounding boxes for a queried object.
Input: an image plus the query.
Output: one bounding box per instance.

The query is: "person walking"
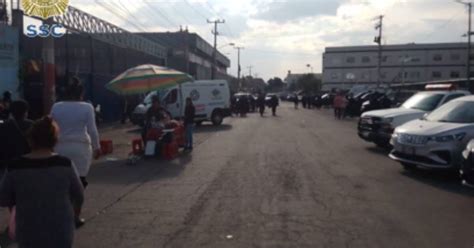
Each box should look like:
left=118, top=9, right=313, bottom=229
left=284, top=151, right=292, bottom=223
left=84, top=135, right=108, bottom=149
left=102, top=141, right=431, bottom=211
left=270, top=95, right=279, bottom=116
left=0, top=101, right=34, bottom=174
left=293, top=95, right=299, bottom=109
left=0, top=116, right=84, bottom=248
left=184, top=97, right=195, bottom=151
left=333, top=92, right=344, bottom=120
left=257, top=93, right=265, bottom=117
left=51, top=77, right=100, bottom=227
left=0, top=91, right=12, bottom=120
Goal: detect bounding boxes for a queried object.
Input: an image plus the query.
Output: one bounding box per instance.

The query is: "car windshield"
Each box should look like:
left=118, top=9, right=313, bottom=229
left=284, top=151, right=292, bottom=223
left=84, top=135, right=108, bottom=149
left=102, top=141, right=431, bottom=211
left=401, top=93, right=444, bottom=111
left=426, top=100, right=474, bottom=123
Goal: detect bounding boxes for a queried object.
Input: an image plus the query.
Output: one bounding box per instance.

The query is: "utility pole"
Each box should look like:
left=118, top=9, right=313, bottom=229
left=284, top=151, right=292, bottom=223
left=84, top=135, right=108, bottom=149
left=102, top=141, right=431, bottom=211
left=247, top=66, right=253, bottom=77
left=469, top=2, right=472, bottom=91
left=234, top=46, right=244, bottom=90
left=456, top=0, right=473, bottom=91
left=374, top=15, right=384, bottom=88
left=207, top=19, right=225, bottom=80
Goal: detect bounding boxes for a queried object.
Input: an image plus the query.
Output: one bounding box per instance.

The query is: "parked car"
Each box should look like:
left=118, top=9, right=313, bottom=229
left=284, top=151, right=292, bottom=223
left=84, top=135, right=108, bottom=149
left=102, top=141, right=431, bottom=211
left=320, top=93, right=335, bottom=107
left=232, top=92, right=252, bottom=114
left=131, top=80, right=231, bottom=126
left=360, top=92, right=392, bottom=114
left=265, top=93, right=278, bottom=107
left=358, top=87, right=470, bottom=148
left=460, top=139, right=474, bottom=187
left=389, top=95, right=474, bottom=171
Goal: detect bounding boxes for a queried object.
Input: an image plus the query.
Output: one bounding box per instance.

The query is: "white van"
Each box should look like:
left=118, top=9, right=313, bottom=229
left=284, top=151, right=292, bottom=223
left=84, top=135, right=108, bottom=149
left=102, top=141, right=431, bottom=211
left=131, top=80, right=231, bottom=126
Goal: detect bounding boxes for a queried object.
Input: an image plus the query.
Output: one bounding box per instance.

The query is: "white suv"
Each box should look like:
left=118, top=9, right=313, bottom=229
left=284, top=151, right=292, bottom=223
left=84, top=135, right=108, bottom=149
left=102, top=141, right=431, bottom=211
left=390, top=96, right=474, bottom=170
left=358, top=90, right=470, bottom=147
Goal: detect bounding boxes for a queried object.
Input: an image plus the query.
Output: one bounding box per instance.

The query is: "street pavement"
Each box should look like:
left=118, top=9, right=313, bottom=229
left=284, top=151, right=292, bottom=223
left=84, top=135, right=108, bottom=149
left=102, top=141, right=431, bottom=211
left=2, top=103, right=474, bottom=247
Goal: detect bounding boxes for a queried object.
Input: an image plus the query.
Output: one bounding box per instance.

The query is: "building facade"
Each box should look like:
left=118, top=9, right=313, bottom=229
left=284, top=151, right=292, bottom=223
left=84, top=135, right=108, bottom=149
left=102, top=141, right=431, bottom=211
left=137, top=31, right=231, bottom=80
left=322, top=43, right=469, bottom=90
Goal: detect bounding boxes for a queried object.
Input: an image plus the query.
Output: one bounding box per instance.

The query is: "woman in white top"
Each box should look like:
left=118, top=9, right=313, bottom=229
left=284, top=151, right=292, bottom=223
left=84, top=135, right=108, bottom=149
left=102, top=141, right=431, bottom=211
left=51, top=77, right=101, bottom=227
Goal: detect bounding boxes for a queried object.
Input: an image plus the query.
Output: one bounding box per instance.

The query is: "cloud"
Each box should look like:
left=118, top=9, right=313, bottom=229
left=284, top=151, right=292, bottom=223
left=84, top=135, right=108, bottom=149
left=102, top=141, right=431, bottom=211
left=253, top=0, right=344, bottom=23
left=71, top=0, right=469, bottom=80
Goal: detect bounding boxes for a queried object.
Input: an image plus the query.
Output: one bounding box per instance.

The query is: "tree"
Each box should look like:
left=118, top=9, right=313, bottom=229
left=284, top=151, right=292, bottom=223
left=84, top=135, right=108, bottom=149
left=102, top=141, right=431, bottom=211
left=266, top=77, right=285, bottom=92
left=295, top=74, right=322, bottom=94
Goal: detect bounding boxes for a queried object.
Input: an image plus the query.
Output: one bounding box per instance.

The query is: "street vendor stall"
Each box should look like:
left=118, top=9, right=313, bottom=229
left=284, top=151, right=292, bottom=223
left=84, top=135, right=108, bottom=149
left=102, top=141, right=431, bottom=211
left=105, top=64, right=192, bottom=161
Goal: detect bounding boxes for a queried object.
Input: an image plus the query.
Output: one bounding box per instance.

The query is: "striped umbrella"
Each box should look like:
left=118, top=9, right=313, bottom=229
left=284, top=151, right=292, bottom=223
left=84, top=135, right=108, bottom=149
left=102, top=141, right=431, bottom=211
left=106, top=64, right=193, bottom=95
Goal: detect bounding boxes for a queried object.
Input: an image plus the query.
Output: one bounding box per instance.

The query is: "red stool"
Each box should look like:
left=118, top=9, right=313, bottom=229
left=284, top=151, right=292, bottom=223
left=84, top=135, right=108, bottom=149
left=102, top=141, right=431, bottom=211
left=131, top=138, right=144, bottom=155
left=174, top=126, right=185, bottom=147
left=162, top=141, right=179, bottom=160
left=100, top=140, right=113, bottom=155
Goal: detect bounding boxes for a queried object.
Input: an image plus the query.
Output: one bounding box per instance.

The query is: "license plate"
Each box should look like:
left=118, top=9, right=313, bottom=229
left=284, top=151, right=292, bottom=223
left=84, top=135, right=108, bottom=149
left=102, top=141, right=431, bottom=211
left=400, top=145, right=417, bottom=155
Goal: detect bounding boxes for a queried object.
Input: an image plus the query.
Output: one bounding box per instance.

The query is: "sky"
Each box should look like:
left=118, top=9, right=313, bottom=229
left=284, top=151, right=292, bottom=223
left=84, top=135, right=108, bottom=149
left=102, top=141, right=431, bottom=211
left=70, top=0, right=469, bottom=81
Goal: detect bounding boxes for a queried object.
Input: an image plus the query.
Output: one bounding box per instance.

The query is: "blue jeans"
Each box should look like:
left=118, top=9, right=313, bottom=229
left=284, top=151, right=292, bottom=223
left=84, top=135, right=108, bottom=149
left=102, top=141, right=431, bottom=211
left=185, top=124, right=194, bottom=149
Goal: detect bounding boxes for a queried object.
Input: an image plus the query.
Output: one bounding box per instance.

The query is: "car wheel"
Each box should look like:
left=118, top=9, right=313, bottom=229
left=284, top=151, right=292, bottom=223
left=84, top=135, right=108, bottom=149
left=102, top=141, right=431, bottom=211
left=402, top=162, right=417, bottom=171
left=211, top=111, right=223, bottom=126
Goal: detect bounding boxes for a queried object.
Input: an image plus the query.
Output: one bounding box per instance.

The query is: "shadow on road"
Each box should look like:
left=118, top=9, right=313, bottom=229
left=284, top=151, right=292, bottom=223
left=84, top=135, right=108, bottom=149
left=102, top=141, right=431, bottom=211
left=194, top=124, right=232, bottom=133
left=365, top=146, right=391, bottom=156
left=88, top=153, right=193, bottom=185
left=401, top=169, right=474, bottom=197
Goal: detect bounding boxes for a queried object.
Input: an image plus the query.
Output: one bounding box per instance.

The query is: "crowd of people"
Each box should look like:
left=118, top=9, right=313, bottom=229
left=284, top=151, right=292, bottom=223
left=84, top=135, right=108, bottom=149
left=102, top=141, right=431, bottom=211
left=232, top=93, right=279, bottom=117
left=0, top=76, right=197, bottom=248
left=292, top=91, right=349, bottom=120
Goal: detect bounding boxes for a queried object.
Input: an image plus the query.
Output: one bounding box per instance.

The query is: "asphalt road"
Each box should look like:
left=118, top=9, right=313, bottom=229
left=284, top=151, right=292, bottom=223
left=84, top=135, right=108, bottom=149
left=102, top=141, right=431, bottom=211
left=2, top=103, right=474, bottom=247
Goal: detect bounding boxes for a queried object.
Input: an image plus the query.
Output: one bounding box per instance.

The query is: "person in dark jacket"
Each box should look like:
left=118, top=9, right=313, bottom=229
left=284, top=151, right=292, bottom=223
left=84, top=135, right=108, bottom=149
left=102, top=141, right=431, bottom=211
left=270, top=95, right=279, bottom=116
left=257, top=93, right=265, bottom=117
left=0, top=116, right=84, bottom=248
left=0, top=100, right=33, bottom=173
left=0, top=91, right=12, bottom=120
left=293, top=95, right=299, bottom=109
left=184, top=97, right=195, bottom=151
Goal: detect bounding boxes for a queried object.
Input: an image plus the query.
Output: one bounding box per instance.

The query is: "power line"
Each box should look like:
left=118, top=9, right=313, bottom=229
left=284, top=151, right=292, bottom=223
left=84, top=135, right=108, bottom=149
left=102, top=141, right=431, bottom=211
left=201, top=1, right=236, bottom=38
left=142, top=0, right=178, bottom=28
left=208, top=18, right=226, bottom=79
left=183, top=0, right=208, bottom=21
left=95, top=0, right=175, bottom=48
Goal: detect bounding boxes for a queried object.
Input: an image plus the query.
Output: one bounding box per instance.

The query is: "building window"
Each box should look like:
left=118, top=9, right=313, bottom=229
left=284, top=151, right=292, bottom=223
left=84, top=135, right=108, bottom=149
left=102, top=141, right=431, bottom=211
left=331, top=58, right=341, bottom=65
left=331, top=72, right=339, bottom=79
left=346, top=57, right=355, bottom=63
left=382, top=56, right=389, bottom=62
left=362, top=56, right=371, bottom=63
left=450, top=71, right=460, bottom=78
left=450, top=54, right=461, bottom=61
left=411, top=57, right=421, bottom=62
left=381, top=72, right=387, bottom=79
left=409, top=71, right=420, bottom=79
left=361, top=72, right=369, bottom=80
left=433, top=54, right=443, bottom=61
left=432, top=71, right=442, bottom=78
